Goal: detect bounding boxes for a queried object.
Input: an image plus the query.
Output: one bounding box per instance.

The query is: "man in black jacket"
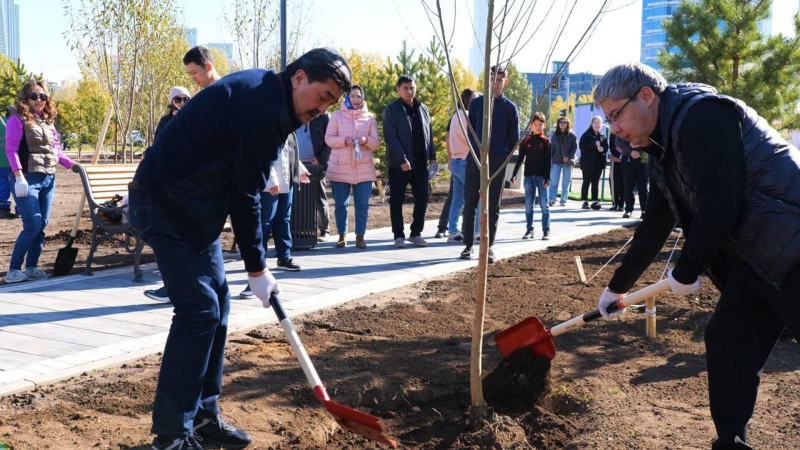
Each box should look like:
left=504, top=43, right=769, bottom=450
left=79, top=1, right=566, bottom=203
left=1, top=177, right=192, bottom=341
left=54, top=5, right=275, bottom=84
left=296, top=112, right=332, bottom=240
left=595, top=62, right=800, bottom=450
left=129, top=48, right=350, bottom=450
left=383, top=75, right=437, bottom=248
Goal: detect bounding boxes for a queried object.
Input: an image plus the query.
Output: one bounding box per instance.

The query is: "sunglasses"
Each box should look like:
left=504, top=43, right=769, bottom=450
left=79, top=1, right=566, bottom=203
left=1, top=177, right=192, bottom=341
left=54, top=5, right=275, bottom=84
left=173, top=96, right=190, bottom=104
left=558, top=121, right=567, bottom=124
left=28, top=93, right=48, bottom=101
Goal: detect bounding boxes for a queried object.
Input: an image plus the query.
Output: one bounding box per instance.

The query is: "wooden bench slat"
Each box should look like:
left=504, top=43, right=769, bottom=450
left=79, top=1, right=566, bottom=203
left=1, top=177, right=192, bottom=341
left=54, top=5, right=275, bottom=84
left=91, top=185, right=130, bottom=193
left=83, top=164, right=140, bottom=173
left=87, top=178, right=136, bottom=187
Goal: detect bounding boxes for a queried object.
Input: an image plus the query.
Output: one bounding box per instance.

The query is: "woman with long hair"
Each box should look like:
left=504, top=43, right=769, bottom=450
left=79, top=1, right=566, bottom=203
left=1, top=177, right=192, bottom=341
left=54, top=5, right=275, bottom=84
left=4, top=80, right=76, bottom=283
left=578, top=115, right=608, bottom=210
left=548, top=116, right=578, bottom=206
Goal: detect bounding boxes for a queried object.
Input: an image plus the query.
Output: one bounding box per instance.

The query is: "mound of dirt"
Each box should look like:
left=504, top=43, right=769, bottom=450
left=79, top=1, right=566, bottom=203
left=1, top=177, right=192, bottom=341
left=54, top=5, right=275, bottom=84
left=483, top=349, right=552, bottom=414
left=450, top=415, right=531, bottom=449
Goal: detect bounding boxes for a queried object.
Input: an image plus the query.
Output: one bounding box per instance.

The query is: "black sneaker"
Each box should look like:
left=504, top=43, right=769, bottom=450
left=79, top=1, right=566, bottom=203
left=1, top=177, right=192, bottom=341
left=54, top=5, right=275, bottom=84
left=460, top=246, right=473, bottom=260
left=193, top=415, right=252, bottom=449
left=144, top=286, right=170, bottom=303
left=151, top=435, right=204, bottom=450
left=582, top=201, right=590, bottom=209
left=488, top=248, right=496, bottom=264
left=239, top=285, right=255, bottom=299
left=434, top=229, right=446, bottom=238
left=542, top=231, right=550, bottom=241
left=590, top=201, right=601, bottom=210
left=623, top=212, right=632, bottom=219
left=277, top=259, right=301, bottom=271
left=0, top=209, right=16, bottom=219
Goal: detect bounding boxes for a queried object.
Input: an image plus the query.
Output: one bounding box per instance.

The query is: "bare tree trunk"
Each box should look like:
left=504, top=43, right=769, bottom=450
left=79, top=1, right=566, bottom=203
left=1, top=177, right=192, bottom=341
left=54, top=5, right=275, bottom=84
left=468, top=0, right=495, bottom=424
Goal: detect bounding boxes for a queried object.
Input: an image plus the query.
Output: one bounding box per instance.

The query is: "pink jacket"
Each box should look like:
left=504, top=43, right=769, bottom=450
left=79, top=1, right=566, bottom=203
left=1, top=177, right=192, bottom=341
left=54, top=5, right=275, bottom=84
left=325, top=102, right=380, bottom=185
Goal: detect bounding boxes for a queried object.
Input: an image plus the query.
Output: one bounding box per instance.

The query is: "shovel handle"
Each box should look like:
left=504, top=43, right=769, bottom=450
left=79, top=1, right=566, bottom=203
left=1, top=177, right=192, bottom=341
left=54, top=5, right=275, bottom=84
left=269, top=293, right=330, bottom=403
left=550, top=279, right=671, bottom=338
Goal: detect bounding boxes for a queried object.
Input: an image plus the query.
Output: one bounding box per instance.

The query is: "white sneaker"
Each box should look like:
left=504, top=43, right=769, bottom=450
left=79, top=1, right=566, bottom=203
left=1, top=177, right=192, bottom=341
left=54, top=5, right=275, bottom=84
left=239, top=285, right=255, bottom=299
left=318, top=232, right=331, bottom=242
left=522, top=231, right=533, bottom=240
left=394, top=238, right=406, bottom=248
left=408, top=236, right=428, bottom=247
left=5, top=269, right=29, bottom=284
left=447, top=232, right=463, bottom=242
left=24, top=267, right=49, bottom=280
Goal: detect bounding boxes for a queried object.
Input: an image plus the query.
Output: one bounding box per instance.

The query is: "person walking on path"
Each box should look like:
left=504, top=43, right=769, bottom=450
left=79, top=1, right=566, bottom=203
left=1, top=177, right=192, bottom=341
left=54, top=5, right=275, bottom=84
left=608, top=133, right=624, bottom=211
left=325, top=84, right=380, bottom=249
left=129, top=48, right=350, bottom=450
left=548, top=116, right=578, bottom=206
left=296, top=112, right=332, bottom=241
left=4, top=81, right=76, bottom=284
left=435, top=88, right=478, bottom=242
left=578, top=115, right=608, bottom=210
left=511, top=111, right=551, bottom=241
left=459, top=65, right=520, bottom=263
left=595, top=62, right=800, bottom=450
left=383, top=75, right=437, bottom=248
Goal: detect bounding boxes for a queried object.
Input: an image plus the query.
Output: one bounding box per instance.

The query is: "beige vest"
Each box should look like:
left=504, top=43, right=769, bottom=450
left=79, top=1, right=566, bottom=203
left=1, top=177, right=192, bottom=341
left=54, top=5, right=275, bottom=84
left=21, top=115, right=58, bottom=175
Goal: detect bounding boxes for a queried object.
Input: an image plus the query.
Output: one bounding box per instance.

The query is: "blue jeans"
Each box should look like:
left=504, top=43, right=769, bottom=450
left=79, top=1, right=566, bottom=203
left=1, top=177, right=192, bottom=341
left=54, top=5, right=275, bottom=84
left=128, top=184, right=230, bottom=437
left=0, top=167, right=11, bottom=211
left=9, top=172, right=55, bottom=271
left=259, top=188, right=293, bottom=262
left=447, top=159, right=467, bottom=234
left=331, top=180, right=371, bottom=235
left=549, top=163, right=573, bottom=204
left=524, top=176, right=550, bottom=232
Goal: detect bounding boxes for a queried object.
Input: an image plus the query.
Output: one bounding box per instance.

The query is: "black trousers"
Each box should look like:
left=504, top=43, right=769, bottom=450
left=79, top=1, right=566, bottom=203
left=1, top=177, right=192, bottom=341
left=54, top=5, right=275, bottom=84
left=388, top=163, right=429, bottom=239
left=462, top=153, right=506, bottom=247
left=611, top=161, right=623, bottom=208
left=437, top=176, right=453, bottom=232
left=580, top=161, right=604, bottom=202
left=705, top=260, right=800, bottom=449
left=622, top=157, right=648, bottom=213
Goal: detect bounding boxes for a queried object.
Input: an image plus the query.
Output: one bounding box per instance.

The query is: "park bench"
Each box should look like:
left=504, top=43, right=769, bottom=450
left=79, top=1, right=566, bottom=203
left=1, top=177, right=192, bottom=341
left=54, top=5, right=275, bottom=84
left=73, top=163, right=145, bottom=281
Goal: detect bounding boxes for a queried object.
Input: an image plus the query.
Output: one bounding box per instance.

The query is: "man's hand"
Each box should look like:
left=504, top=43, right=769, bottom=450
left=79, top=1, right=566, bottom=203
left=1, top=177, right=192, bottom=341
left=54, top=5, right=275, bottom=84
left=511, top=177, right=516, bottom=185
left=14, top=175, right=28, bottom=198
left=401, top=160, right=412, bottom=171
left=668, top=268, right=701, bottom=296
left=269, top=186, right=279, bottom=195
left=598, top=288, right=627, bottom=320
left=299, top=172, right=310, bottom=184
left=562, top=156, right=570, bottom=164
left=543, top=180, right=550, bottom=188
left=631, top=150, right=640, bottom=159
left=248, top=270, right=281, bottom=308
left=310, top=157, right=319, bottom=165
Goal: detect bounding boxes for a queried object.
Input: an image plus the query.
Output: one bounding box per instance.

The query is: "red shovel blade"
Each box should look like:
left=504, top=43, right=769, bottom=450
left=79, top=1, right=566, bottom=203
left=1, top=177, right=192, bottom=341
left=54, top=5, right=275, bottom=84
left=494, top=316, right=556, bottom=360
left=313, top=386, right=397, bottom=448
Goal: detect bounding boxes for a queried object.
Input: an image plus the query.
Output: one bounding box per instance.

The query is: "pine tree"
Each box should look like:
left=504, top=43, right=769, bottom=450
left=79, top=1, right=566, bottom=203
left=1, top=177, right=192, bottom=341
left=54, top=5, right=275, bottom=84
left=659, top=0, right=800, bottom=128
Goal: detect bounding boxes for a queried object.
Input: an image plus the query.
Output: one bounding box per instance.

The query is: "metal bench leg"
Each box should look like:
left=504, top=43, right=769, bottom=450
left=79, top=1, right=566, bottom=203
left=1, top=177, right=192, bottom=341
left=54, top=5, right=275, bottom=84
left=83, top=224, right=99, bottom=276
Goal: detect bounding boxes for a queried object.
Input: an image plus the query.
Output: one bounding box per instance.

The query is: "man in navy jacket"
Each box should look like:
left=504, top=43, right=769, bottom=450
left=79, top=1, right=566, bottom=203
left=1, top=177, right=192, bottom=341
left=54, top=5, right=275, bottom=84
left=129, top=48, right=350, bottom=450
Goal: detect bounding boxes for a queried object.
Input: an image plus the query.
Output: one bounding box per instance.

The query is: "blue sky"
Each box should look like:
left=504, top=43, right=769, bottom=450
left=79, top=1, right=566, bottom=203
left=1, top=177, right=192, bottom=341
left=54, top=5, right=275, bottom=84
left=20, top=0, right=799, bottom=83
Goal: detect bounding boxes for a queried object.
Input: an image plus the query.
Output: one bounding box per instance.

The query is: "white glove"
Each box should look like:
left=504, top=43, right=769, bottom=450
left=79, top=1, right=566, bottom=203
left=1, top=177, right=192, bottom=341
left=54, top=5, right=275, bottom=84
left=598, top=288, right=627, bottom=320
left=14, top=175, right=28, bottom=197
left=248, top=270, right=281, bottom=308
left=668, top=268, right=701, bottom=296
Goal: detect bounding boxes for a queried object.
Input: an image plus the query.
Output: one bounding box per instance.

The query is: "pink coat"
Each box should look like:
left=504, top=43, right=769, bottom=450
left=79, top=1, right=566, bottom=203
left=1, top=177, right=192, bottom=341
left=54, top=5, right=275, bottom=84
left=324, top=102, right=380, bottom=185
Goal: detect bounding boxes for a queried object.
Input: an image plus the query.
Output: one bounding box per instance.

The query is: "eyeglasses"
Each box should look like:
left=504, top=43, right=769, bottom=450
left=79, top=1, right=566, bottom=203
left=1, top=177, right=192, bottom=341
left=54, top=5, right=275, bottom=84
left=173, top=96, right=190, bottom=104
left=604, top=89, right=641, bottom=126
left=28, top=93, right=48, bottom=102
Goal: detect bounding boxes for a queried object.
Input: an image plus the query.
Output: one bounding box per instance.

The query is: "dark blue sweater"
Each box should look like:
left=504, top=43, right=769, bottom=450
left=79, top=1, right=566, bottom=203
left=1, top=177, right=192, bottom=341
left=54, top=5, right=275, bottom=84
left=134, top=69, right=301, bottom=273
left=468, top=94, right=520, bottom=156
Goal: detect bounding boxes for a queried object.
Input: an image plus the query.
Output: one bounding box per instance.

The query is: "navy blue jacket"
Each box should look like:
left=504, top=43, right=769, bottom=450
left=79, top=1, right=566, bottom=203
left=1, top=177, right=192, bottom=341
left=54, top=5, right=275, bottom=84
left=468, top=94, right=520, bottom=156
left=133, top=69, right=301, bottom=273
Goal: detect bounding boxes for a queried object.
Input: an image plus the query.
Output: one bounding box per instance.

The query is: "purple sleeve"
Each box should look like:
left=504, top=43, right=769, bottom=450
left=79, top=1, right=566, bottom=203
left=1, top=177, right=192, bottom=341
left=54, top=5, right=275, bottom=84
left=6, top=115, right=23, bottom=172
left=54, top=131, right=75, bottom=169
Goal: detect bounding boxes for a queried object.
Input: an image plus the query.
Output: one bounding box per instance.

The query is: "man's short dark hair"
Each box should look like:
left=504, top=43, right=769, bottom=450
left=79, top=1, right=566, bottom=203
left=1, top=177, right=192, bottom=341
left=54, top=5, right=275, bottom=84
left=531, top=111, right=545, bottom=124
left=397, top=75, right=415, bottom=87
left=183, top=46, right=214, bottom=67
left=490, top=65, right=507, bottom=75
left=286, top=48, right=352, bottom=93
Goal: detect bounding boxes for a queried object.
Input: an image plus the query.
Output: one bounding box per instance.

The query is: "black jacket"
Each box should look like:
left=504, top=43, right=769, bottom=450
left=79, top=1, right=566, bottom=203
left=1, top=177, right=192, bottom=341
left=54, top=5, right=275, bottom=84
left=301, top=112, right=331, bottom=166
left=383, top=98, right=436, bottom=168
left=132, top=69, right=301, bottom=273
left=153, top=112, right=174, bottom=143
left=512, top=132, right=551, bottom=180
left=578, top=128, right=608, bottom=172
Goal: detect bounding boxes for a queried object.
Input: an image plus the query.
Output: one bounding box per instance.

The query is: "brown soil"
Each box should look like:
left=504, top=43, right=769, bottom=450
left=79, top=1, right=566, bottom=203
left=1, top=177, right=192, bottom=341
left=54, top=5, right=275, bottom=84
left=2, top=226, right=799, bottom=449
left=0, top=165, right=523, bottom=280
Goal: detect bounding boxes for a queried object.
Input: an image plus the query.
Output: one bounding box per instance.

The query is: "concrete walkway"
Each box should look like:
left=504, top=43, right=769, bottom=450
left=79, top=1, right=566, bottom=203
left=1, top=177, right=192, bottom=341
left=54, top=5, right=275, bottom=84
left=0, top=205, right=638, bottom=396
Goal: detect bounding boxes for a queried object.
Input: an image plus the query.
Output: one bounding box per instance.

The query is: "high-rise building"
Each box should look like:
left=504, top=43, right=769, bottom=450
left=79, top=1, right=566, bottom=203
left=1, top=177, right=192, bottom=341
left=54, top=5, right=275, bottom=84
left=207, top=43, right=233, bottom=60
left=469, top=0, right=489, bottom=75
left=185, top=28, right=198, bottom=48
left=0, top=0, right=19, bottom=63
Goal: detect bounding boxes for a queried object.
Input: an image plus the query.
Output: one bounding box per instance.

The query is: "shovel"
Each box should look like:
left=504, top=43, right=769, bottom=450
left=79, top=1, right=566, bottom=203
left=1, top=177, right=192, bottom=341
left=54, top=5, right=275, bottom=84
left=52, top=197, right=85, bottom=276
left=495, top=279, right=671, bottom=360
left=269, top=293, right=397, bottom=448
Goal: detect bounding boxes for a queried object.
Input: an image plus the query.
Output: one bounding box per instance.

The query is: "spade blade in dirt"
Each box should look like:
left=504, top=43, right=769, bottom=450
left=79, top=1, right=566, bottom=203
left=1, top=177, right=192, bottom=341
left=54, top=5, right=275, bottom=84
left=52, top=236, right=79, bottom=277
left=495, top=280, right=672, bottom=360
left=270, top=294, right=398, bottom=448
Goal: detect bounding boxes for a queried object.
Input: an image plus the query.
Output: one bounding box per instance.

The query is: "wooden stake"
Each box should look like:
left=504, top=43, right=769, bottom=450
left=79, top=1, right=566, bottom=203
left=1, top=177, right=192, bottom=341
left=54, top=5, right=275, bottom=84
left=574, top=256, right=587, bottom=283
left=645, top=297, right=657, bottom=338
